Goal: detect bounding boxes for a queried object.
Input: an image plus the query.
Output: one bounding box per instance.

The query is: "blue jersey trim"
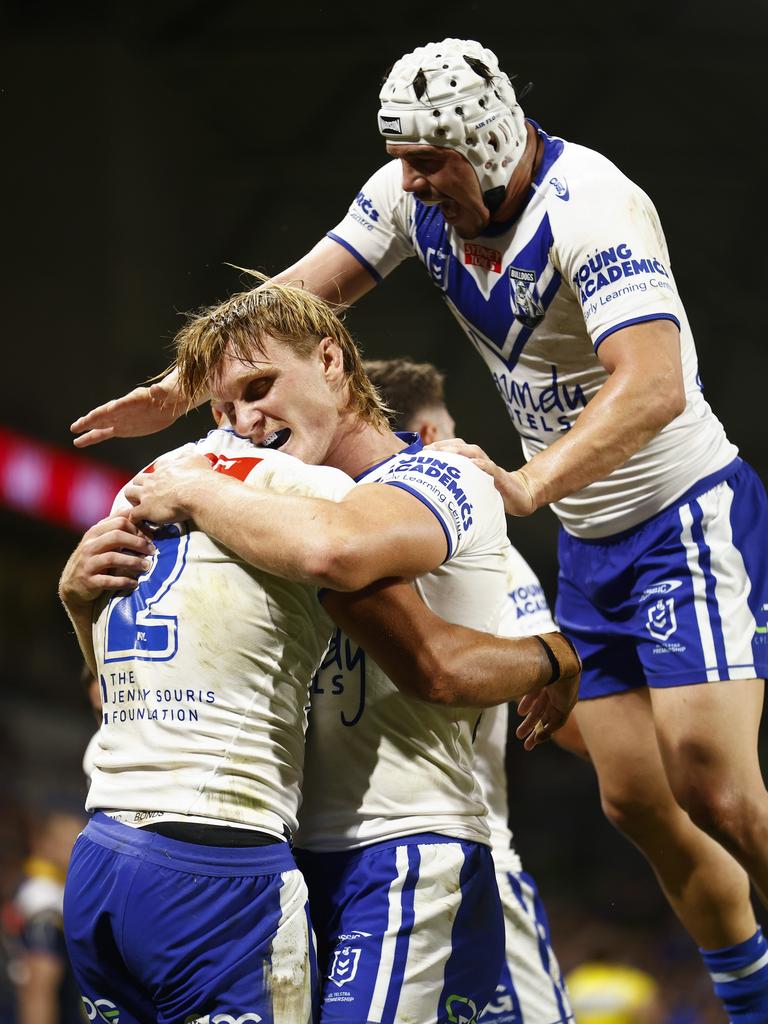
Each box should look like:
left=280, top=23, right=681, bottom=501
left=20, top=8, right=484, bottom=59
left=384, top=481, right=453, bottom=562
left=593, top=313, right=681, bottom=350
left=326, top=231, right=383, bottom=284
left=481, top=122, right=564, bottom=236
left=355, top=432, right=422, bottom=483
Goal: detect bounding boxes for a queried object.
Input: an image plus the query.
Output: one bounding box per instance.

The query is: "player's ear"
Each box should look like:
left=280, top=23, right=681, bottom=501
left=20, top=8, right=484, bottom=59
left=419, top=420, right=438, bottom=445
left=319, top=336, right=345, bottom=383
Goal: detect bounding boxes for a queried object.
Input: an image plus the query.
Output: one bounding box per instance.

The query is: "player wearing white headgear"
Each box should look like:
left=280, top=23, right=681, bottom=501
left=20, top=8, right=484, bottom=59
left=377, top=39, right=527, bottom=215
left=71, top=37, right=768, bottom=1023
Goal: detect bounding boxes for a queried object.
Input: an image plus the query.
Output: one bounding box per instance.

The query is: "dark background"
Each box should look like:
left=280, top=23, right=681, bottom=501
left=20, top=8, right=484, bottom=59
left=2, top=1, right=767, bottom=1016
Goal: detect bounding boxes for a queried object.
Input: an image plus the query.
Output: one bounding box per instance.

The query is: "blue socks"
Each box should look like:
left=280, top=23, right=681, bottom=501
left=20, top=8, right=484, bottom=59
left=700, top=928, right=768, bottom=1022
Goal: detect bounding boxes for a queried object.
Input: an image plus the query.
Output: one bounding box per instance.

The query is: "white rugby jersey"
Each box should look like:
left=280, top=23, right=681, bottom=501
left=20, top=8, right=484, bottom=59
left=329, top=123, right=737, bottom=538
left=295, top=434, right=510, bottom=851
left=474, top=543, right=557, bottom=871
left=87, top=428, right=354, bottom=839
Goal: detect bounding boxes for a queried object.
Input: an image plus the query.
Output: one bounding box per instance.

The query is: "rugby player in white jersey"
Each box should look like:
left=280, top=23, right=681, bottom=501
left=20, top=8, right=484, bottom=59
left=121, top=282, right=581, bottom=1024
left=73, top=38, right=768, bottom=1019
left=363, top=356, right=574, bottom=1021
left=59, top=422, right=359, bottom=1024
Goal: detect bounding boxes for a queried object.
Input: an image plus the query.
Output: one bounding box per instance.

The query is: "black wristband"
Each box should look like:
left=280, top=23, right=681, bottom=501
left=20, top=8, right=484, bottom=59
left=534, top=634, right=560, bottom=685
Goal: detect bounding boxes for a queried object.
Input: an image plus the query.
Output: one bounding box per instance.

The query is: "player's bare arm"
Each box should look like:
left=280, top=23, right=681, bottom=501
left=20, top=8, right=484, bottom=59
left=324, top=578, right=580, bottom=747
left=271, top=236, right=378, bottom=306
left=58, top=515, right=156, bottom=674
left=70, top=240, right=372, bottom=448
left=432, top=319, right=686, bottom=516
left=124, top=451, right=447, bottom=590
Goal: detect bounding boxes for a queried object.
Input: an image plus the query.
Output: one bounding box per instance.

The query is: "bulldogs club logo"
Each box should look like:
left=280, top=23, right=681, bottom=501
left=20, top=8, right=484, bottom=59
left=508, top=266, right=545, bottom=328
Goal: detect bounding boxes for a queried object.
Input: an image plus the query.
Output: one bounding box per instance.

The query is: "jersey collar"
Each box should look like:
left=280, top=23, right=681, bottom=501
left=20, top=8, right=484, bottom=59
left=481, top=120, right=564, bottom=237
left=354, top=432, right=422, bottom=482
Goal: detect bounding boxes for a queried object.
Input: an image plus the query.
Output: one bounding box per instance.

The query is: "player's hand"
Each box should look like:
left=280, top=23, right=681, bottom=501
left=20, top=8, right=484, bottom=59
left=124, top=451, right=213, bottom=525
left=58, top=515, right=156, bottom=607
left=70, top=369, right=191, bottom=448
left=427, top=438, right=537, bottom=516
left=515, top=632, right=582, bottom=751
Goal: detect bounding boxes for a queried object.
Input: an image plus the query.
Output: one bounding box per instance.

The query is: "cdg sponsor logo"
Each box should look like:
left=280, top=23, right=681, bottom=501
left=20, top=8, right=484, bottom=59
left=185, top=1014, right=263, bottom=1024
left=82, top=998, right=120, bottom=1023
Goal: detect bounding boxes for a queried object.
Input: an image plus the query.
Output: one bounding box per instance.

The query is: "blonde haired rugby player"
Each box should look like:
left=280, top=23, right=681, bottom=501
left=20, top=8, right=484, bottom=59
left=120, top=282, right=580, bottom=1024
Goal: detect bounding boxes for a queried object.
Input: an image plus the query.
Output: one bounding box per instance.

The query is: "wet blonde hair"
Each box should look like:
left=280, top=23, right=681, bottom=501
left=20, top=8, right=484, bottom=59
left=173, top=279, right=390, bottom=429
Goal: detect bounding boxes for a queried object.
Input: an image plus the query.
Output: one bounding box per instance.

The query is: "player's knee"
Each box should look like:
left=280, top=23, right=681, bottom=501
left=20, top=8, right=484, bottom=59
left=599, top=786, right=665, bottom=840
left=674, top=779, right=751, bottom=844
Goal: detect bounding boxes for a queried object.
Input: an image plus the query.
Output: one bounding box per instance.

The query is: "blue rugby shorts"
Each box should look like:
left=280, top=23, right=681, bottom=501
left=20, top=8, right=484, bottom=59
left=297, top=834, right=503, bottom=1024
left=64, top=813, right=317, bottom=1024
left=556, top=459, right=768, bottom=698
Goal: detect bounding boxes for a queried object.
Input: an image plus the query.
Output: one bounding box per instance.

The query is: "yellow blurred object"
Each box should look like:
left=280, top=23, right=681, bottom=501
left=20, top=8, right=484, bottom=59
left=566, top=962, right=660, bottom=1023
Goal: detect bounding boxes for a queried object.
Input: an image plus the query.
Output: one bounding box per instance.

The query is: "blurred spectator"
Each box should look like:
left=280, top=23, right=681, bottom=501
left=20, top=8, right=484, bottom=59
left=7, top=805, right=86, bottom=1024
left=566, top=961, right=663, bottom=1023
left=0, top=799, right=26, bottom=1024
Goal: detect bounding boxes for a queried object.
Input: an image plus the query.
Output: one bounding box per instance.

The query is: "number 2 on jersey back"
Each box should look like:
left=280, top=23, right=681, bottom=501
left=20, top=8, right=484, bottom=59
left=103, top=523, right=190, bottom=663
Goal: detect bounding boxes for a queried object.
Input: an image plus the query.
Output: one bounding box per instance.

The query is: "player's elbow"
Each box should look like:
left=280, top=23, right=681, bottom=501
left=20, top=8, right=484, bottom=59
left=638, top=353, right=686, bottom=431
left=652, top=372, right=686, bottom=427
left=302, top=528, right=377, bottom=592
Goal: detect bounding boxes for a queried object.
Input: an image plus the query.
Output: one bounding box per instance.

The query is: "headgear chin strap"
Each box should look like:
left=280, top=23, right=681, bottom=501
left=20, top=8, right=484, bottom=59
left=378, top=39, right=528, bottom=213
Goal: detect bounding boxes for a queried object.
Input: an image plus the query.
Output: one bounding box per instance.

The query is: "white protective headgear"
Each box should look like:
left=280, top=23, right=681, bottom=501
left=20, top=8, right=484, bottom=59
left=378, top=39, right=528, bottom=212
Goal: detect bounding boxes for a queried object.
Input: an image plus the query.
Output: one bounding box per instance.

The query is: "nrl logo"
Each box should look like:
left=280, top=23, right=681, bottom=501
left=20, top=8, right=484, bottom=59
left=645, top=597, right=678, bottom=642
left=328, top=945, right=362, bottom=988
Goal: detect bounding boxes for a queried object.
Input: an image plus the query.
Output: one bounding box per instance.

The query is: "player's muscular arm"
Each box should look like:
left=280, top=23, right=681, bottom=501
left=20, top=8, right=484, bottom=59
left=71, top=239, right=375, bottom=448
left=124, top=455, right=447, bottom=590
left=271, top=236, right=379, bottom=305
left=324, top=579, right=581, bottom=749
left=433, top=320, right=685, bottom=515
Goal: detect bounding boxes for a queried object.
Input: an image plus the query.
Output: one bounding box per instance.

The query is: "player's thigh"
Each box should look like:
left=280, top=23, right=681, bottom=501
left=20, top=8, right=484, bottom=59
left=318, top=837, right=503, bottom=1024
left=649, top=679, right=765, bottom=803
left=483, top=868, right=571, bottom=1024
left=574, top=689, right=671, bottom=811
